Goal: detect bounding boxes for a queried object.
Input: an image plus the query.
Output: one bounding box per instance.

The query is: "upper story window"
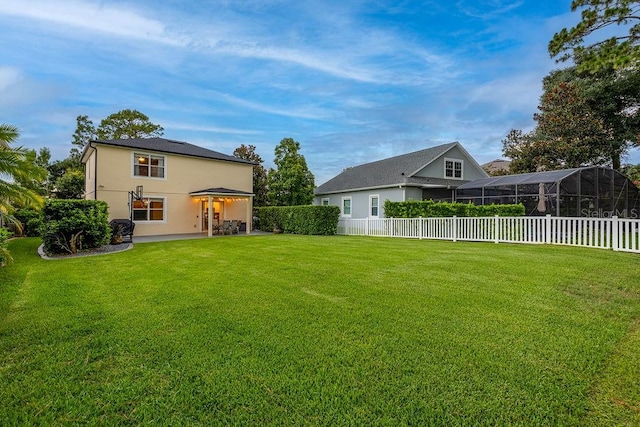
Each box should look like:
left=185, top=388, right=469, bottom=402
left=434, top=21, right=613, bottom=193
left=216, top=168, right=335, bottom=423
left=321, top=198, right=330, bottom=206
left=134, top=152, right=165, bottom=178
left=444, top=158, right=463, bottom=179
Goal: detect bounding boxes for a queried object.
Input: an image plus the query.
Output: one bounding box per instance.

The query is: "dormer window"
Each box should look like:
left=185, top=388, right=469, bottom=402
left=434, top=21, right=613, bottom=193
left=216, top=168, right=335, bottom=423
left=445, top=158, right=463, bottom=179
left=134, top=152, right=165, bottom=178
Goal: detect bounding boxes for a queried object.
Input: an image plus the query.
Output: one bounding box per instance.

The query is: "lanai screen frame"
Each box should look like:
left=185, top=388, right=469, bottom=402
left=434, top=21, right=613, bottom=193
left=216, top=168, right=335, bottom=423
left=455, top=166, right=640, bottom=218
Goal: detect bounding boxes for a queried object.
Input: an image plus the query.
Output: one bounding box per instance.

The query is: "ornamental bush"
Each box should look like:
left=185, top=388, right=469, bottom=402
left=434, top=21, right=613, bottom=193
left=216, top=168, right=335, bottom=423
left=255, top=205, right=340, bottom=235
left=384, top=200, right=525, bottom=218
left=14, top=208, right=44, bottom=237
left=41, top=199, right=111, bottom=255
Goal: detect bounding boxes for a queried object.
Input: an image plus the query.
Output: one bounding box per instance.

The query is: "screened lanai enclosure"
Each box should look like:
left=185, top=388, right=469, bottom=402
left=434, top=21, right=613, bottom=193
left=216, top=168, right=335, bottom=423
left=455, top=166, right=640, bottom=218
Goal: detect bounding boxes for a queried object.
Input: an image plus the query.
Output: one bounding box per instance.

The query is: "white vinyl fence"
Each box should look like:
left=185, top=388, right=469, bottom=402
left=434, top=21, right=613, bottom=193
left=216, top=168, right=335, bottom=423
left=337, top=215, right=640, bottom=253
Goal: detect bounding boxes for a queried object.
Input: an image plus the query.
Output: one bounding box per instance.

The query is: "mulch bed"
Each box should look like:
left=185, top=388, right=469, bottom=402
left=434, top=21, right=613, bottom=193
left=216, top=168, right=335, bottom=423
left=38, top=243, right=133, bottom=260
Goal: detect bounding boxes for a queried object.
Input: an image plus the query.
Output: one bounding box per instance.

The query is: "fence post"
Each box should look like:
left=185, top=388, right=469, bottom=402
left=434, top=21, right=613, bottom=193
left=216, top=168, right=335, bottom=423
left=612, top=216, right=619, bottom=251
left=545, top=214, right=551, bottom=244
left=494, top=215, right=499, bottom=244
left=452, top=215, right=457, bottom=242
left=419, top=216, right=423, bottom=240
left=365, top=217, right=369, bottom=236
left=390, top=218, right=394, bottom=237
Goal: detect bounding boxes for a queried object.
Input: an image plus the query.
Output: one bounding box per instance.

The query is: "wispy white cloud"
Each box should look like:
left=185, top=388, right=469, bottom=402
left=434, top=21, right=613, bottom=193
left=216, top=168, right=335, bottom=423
left=163, top=121, right=263, bottom=136
left=456, top=0, right=524, bottom=19
left=0, top=0, right=186, bottom=45
left=0, top=0, right=455, bottom=86
left=205, top=90, right=329, bottom=120
left=8, top=0, right=630, bottom=183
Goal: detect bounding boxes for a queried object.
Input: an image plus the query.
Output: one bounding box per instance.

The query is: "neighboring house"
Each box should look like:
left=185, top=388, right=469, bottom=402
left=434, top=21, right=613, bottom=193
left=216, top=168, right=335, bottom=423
left=82, top=138, right=255, bottom=237
left=314, top=142, right=488, bottom=218
left=481, top=159, right=511, bottom=175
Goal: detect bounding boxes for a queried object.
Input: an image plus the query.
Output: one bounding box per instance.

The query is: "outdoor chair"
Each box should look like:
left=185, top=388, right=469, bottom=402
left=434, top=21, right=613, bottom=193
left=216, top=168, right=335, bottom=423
left=109, top=219, right=135, bottom=242
left=222, top=220, right=232, bottom=235
left=230, top=220, right=239, bottom=234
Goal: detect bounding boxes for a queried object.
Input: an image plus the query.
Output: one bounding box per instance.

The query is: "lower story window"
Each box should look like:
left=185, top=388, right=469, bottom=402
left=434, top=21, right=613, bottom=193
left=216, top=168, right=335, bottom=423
left=342, top=197, right=352, bottom=216
left=133, top=197, right=165, bottom=221
left=370, top=196, right=379, bottom=217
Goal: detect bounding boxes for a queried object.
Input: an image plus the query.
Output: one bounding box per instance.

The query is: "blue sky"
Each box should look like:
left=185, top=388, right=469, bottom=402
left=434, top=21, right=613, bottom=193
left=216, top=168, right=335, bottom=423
left=1, top=0, right=638, bottom=184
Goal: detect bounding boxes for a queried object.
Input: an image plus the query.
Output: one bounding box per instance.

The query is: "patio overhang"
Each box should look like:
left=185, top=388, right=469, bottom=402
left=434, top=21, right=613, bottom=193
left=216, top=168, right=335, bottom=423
left=189, top=188, right=254, bottom=236
left=189, top=187, right=254, bottom=198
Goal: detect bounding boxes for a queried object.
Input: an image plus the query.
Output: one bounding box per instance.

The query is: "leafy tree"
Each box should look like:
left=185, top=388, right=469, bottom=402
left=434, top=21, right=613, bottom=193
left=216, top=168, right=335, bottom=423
left=48, top=157, right=82, bottom=184
left=14, top=147, right=52, bottom=198
left=70, top=115, right=96, bottom=160
left=54, top=109, right=163, bottom=200
left=54, top=170, right=85, bottom=199
left=502, top=130, right=548, bottom=173
left=621, top=163, right=640, bottom=186
left=543, top=66, right=640, bottom=169
left=503, top=81, right=612, bottom=173
left=0, top=124, right=46, bottom=232
left=267, top=137, right=315, bottom=206
left=96, top=109, right=163, bottom=140
left=233, top=144, right=268, bottom=207
left=549, top=0, right=640, bottom=72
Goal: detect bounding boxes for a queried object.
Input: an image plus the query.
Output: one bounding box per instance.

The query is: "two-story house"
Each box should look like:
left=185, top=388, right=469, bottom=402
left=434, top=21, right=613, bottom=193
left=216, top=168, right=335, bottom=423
left=82, top=137, right=255, bottom=237
left=314, top=142, right=488, bottom=218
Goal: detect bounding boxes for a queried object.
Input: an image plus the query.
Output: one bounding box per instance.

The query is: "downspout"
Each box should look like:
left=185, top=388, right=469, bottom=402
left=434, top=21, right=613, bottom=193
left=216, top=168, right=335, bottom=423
left=93, top=143, right=98, bottom=200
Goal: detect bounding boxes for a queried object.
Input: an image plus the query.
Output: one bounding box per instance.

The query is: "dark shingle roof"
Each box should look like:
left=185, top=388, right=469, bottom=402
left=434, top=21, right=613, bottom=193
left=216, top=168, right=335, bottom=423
left=315, top=142, right=461, bottom=194
left=88, top=138, right=255, bottom=165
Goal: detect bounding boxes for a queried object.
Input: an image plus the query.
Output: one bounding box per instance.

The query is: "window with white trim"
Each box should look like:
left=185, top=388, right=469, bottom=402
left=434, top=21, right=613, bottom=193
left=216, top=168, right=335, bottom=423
left=134, top=152, right=165, bottom=178
left=341, top=197, right=352, bottom=216
left=370, top=195, right=379, bottom=217
left=321, top=198, right=330, bottom=206
left=133, top=197, right=165, bottom=221
left=444, top=158, right=463, bottom=179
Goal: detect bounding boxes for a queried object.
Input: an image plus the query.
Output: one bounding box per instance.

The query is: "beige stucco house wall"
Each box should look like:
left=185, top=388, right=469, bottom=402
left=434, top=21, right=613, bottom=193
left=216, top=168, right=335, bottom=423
left=82, top=138, right=254, bottom=237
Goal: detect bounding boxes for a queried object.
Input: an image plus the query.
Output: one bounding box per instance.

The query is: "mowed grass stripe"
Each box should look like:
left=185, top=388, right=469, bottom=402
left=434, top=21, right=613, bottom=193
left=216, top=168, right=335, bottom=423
left=1, top=236, right=639, bottom=425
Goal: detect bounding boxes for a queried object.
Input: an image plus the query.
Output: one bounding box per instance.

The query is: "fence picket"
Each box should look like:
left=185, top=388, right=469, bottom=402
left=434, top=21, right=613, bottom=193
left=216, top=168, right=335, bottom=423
left=337, top=215, right=640, bottom=254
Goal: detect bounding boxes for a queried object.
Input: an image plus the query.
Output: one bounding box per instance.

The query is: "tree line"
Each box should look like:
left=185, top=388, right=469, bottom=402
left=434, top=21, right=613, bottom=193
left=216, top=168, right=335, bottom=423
left=502, top=0, right=640, bottom=174
left=1, top=109, right=315, bottom=240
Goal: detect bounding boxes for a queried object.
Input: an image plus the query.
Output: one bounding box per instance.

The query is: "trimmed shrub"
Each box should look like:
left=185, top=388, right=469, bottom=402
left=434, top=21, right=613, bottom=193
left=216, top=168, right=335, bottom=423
left=255, top=205, right=340, bottom=235
left=42, top=199, right=111, bottom=255
left=14, top=208, right=44, bottom=237
left=384, top=200, right=525, bottom=218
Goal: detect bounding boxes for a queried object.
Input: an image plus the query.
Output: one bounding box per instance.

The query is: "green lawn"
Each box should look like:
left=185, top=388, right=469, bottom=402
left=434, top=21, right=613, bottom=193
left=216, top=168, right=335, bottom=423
left=1, top=236, right=639, bottom=425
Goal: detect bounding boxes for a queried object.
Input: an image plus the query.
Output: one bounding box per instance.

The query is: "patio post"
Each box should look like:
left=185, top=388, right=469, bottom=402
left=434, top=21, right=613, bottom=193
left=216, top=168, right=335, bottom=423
left=207, top=196, right=213, bottom=237
left=246, top=195, right=253, bottom=234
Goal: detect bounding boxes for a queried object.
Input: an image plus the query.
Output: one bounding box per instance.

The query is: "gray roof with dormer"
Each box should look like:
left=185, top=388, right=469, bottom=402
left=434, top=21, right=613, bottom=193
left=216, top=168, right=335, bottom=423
left=315, top=142, right=472, bottom=195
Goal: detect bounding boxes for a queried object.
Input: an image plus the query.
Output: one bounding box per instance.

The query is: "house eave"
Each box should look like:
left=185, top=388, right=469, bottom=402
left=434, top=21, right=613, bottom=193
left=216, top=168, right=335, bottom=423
left=315, top=182, right=426, bottom=196
left=89, top=139, right=256, bottom=165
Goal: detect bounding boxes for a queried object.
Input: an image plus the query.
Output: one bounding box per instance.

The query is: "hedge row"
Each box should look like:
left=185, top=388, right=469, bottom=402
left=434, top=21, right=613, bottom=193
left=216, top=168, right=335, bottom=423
left=384, top=200, right=525, bottom=218
left=255, top=205, right=340, bottom=235
left=42, top=199, right=111, bottom=254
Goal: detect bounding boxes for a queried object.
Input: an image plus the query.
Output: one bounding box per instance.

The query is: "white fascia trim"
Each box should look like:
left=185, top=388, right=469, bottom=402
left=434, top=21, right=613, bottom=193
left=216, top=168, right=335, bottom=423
left=315, top=183, right=412, bottom=195
left=407, top=142, right=459, bottom=177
